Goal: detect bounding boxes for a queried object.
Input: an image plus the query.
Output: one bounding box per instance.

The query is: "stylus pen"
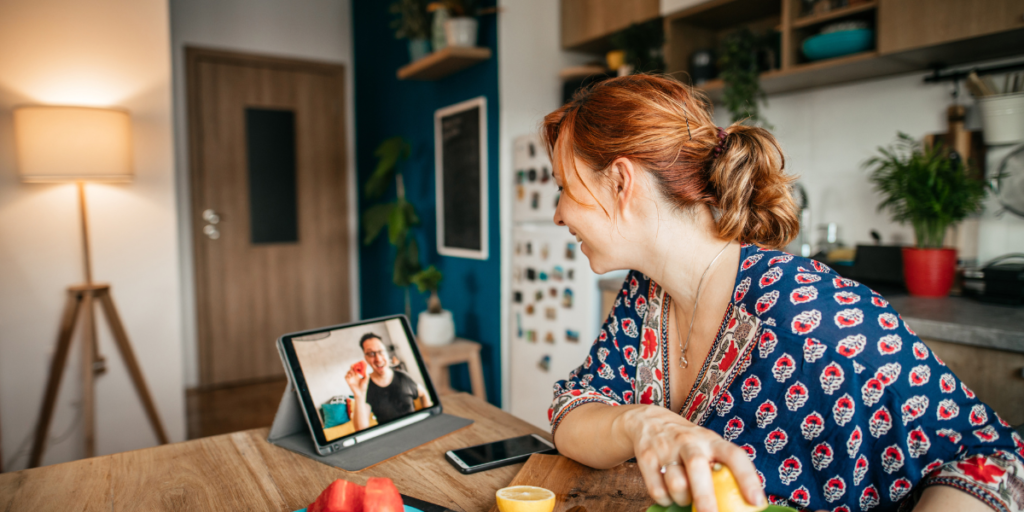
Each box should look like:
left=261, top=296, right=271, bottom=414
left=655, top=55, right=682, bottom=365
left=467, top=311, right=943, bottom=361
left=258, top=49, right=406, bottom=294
left=353, top=410, right=431, bottom=444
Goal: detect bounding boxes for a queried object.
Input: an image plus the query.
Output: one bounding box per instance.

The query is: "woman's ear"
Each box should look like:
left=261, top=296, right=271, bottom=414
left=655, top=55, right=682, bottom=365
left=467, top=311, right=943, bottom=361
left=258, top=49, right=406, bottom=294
left=608, top=157, right=638, bottom=215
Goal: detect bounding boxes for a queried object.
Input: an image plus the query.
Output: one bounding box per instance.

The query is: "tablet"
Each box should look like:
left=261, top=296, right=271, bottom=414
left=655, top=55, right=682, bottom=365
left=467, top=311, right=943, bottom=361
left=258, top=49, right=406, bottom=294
left=277, top=315, right=442, bottom=456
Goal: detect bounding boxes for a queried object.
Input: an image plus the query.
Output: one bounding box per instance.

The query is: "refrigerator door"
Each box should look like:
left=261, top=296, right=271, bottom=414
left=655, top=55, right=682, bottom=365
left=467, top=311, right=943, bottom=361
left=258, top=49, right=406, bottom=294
left=509, top=224, right=599, bottom=429
left=512, top=134, right=559, bottom=223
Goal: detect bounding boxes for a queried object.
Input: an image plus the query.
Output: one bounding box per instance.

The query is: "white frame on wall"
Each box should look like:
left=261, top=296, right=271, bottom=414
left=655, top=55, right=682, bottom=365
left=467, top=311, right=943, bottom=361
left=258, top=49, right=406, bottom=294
left=434, top=96, right=489, bottom=260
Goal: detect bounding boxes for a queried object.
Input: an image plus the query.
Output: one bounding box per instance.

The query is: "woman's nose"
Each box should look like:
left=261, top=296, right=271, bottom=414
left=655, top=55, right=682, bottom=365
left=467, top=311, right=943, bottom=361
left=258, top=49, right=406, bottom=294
left=553, top=203, right=565, bottom=226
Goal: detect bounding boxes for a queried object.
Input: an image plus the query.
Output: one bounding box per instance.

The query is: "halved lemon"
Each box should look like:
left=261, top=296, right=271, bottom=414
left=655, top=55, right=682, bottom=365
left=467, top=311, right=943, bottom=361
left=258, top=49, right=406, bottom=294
left=496, top=485, right=556, bottom=512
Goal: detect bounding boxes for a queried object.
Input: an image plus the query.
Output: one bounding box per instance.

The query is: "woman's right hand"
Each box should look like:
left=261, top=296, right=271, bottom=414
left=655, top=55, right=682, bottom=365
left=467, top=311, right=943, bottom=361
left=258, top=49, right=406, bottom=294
left=624, top=406, right=765, bottom=512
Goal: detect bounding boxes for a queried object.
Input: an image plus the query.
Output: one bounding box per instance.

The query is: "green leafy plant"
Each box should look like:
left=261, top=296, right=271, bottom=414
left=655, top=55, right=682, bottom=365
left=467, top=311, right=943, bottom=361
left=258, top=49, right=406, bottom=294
left=864, top=132, right=990, bottom=248
left=390, top=0, right=430, bottom=40
left=410, top=265, right=444, bottom=313
left=363, top=137, right=445, bottom=316
left=719, top=28, right=770, bottom=126
left=609, top=19, right=665, bottom=74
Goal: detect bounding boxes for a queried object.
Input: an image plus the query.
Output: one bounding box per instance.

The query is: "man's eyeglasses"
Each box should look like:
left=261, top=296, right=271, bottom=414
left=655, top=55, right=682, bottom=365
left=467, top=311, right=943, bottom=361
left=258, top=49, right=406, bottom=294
left=364, top=349, right=387, bottom=359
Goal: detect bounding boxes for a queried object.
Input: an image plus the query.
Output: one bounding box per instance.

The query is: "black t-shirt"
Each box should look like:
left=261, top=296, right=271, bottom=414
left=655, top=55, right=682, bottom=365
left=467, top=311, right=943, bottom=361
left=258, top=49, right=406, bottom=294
left=365, top=369, right=420, bottom=424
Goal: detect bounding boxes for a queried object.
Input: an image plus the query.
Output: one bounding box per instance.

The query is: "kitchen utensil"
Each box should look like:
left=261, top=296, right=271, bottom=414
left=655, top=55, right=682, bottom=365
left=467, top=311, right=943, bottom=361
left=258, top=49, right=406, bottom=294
left=979, top=93, right=1024, bottom=145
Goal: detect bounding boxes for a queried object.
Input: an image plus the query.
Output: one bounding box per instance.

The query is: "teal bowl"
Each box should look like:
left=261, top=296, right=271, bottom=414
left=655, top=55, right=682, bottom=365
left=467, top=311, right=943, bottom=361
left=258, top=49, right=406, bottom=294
left=802, top=28, right=874, bottom=61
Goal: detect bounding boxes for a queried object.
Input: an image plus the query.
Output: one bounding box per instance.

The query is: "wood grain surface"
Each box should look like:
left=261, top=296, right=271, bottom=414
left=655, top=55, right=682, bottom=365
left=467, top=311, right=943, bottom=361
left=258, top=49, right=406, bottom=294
left=0, top=393, right=547, bottom=512
left=489, top=454, right=652, bottom=512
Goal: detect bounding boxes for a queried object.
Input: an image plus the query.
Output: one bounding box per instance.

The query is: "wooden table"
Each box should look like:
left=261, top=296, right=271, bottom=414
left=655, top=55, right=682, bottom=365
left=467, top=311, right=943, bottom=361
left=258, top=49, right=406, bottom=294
left=0, top=393, right=548, bottom=512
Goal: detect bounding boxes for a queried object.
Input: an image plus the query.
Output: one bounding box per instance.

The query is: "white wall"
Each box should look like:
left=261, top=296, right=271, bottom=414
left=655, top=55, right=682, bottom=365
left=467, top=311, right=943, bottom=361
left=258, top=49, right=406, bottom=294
left=169, top=0, right=357, bottom=388
left=0, top=0, right=186, bottom=470
left=498, top=0, right=594, bottom=410
left=715, top=67, right=1024, bottom=263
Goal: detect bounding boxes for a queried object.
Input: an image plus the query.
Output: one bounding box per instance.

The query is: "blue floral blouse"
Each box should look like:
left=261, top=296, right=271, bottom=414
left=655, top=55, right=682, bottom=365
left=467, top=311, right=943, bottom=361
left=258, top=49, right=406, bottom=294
left=551, top=244, right=1024, bottom=512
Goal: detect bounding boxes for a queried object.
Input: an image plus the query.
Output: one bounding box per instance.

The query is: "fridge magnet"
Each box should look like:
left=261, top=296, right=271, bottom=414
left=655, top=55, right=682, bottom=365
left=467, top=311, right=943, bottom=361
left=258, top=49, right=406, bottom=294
left=526, top=242, right=532, bottom=255
left=526, top=330, right=536, bottom=343
left=567, top=269, right=575, bottom=280
left=551, top=265, right=564, bottom=280
left=534, top=290, right=543, bottom=302
left=528, top=141, right=536, bottom=157
left=526, top=268, right=536, bottom=281
left=515, top=243, right=522, bottom=255
left=516, top=313, right=523, bottom=338
left=565, top=329, right=580, bottom=343
left=562, top=288, right=574, bottom=308
left=525, top=304, right=535, bottom=315
left=516, top=170, right=525, bottom=184
left=565, top=242, right=576, bottom=260
left=530, top=192, right=539, bottom=210
left=513, top=291, right=522, bottom=303
left=540, top=166, right=550, bottom=183
left=545, top=307, right=557, bottom=320
left=544, top=331, right=555, bottom=343
left=549, top=287, right=557, bottom=297
left=540, top=243, right=549, bottom=260
left=528, top=168, right=537, bottom=182
left=539, top=271, right=548, bottom=281
left=513, top=266, right=521, bottom=281
left=517, top=185, right=524, bottom=200
left=538, top=354, right=551, bottom=372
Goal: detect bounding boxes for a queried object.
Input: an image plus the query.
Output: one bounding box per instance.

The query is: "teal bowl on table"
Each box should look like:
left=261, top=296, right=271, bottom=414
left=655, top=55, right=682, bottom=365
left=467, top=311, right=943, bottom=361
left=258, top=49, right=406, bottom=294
left=802, top=28, right=874, bottom=61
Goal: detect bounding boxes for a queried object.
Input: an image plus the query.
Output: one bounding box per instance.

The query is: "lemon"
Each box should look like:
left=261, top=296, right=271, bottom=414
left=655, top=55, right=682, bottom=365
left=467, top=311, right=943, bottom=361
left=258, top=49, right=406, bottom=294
left=496, top=485, right=556, bottom=512
left=646, top=463, right=780, bottom=512
left=710, top=463, right=767, bottom=512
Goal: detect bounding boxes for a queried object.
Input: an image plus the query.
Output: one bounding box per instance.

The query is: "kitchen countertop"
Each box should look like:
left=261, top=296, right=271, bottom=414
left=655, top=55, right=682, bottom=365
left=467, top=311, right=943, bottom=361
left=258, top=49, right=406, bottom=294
left=598, top=277, right=1024, bottom=354
left=886, top=295, right=1024, bottom=354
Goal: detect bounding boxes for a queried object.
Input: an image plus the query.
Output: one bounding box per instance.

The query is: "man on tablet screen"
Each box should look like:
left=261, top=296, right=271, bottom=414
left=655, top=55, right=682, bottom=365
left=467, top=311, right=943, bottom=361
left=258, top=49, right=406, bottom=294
left=345, top=333, right=432, bottom=431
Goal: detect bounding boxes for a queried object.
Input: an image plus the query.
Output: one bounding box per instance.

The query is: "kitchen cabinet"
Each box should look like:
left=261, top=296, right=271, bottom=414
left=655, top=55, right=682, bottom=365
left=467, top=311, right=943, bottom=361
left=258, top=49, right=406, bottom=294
left=922, top=337, right=1024, bottom=427
left=654, top=0, right=1024, bottom=100
left=561, top=0, right=660, bottom=52
left=878, top=0, right=1024, bottom=54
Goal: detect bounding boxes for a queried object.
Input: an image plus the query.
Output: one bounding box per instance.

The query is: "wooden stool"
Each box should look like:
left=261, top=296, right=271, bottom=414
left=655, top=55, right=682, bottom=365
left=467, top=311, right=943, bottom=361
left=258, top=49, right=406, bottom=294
left=420, top=338, right=486, bottom=400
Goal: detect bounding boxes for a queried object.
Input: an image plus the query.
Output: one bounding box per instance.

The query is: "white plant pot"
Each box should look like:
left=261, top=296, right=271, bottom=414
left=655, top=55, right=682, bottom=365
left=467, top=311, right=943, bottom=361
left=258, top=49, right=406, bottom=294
left=445, top=17, right=478, bottom=48
left=417, top=309, right=455, bottom=346
left=979, top=92, right=1024, bottom=145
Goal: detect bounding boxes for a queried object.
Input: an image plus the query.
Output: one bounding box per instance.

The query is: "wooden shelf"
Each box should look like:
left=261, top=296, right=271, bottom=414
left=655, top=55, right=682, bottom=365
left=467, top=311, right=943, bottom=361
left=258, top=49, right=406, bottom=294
left=397, top=46, right=491, bottom=81
left=793, top=1, right=877, bottom=29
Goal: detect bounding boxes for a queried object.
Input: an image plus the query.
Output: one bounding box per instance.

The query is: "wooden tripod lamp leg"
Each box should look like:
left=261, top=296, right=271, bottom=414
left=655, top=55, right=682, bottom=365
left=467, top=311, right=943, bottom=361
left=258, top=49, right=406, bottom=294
left=96, top=289, right=169, bottom=444
left=80, top=291, right=98, bottom=458
left=29, top=289, right=83, bottom=468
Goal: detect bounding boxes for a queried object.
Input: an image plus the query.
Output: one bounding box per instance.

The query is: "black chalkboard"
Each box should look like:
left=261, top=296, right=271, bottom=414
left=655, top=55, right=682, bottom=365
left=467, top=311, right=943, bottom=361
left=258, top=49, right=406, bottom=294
left=435, top=98, right=488, bottom=259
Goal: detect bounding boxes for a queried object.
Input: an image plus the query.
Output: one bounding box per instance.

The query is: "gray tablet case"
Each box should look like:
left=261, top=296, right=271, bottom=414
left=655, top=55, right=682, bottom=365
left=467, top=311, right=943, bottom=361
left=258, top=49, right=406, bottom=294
left=267, top=382, right=474, bottom=471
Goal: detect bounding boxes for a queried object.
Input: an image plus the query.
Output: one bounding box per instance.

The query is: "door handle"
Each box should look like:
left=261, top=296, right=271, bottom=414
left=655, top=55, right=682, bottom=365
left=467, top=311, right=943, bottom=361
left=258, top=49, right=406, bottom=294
left=202, top=209, right=221, bottom=239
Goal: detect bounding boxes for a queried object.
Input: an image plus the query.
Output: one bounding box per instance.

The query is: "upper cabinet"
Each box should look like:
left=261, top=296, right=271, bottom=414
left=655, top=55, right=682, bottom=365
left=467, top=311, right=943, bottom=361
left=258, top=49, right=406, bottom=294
left=563, top=0, right=1024, bottom=99
left=561, top=0, right=660, bottom=51
left=878, top=0, right=1024, bottom=54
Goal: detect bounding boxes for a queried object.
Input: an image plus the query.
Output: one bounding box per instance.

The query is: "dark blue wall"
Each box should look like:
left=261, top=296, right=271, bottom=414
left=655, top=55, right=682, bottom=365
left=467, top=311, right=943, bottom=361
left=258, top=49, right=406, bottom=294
left=353, top=3, right=501, bottom=405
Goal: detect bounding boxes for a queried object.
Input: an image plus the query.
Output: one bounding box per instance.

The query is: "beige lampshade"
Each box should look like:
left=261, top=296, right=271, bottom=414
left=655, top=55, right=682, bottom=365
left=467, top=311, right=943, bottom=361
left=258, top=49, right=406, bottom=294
left=14, top=106, right=133, bottom=183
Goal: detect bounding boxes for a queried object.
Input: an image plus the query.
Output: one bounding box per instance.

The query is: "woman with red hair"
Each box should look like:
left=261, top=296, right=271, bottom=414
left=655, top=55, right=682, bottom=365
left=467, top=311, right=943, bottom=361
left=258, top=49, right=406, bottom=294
left=546, top=74, right=1023, bottom=512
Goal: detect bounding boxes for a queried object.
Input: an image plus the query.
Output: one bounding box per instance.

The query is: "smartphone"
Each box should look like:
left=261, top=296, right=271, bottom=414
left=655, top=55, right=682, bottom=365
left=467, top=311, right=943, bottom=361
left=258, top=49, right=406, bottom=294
left=445, top=434, right=556, bottom=474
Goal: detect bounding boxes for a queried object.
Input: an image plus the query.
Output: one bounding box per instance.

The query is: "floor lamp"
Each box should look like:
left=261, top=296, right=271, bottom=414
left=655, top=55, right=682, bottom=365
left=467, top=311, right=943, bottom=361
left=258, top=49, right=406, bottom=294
left=13, top=106, right=169, bottom=467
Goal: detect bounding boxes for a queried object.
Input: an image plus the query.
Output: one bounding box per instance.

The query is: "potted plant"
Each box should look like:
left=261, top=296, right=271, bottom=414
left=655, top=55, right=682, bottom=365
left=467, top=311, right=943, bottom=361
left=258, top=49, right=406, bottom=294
left=439, top=0, right=479, bottom=47
left=411, top=266, right=454, bottom=345
left=390, top=0, right=431, bottom=61
left=719, top=28, right=773, bottom=126
left=864, top=132, right=991, bottom=297
left=363, top=137, right=454, bottom=340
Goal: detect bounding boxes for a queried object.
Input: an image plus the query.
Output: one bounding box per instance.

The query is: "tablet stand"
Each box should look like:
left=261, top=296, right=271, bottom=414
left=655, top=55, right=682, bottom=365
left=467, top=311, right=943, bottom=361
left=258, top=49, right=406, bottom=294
left=267, top=382, right=473, bottom=471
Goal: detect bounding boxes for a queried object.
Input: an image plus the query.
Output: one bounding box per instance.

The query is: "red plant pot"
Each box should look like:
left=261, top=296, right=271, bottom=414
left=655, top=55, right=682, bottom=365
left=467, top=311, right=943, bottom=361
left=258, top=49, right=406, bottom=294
left=902, top=247, right=957, bottom=297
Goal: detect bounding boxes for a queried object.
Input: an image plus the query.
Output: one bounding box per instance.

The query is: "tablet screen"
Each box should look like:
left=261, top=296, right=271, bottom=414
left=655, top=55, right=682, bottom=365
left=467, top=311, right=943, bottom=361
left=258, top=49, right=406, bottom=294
left=281, top=316, right=439, bottom=448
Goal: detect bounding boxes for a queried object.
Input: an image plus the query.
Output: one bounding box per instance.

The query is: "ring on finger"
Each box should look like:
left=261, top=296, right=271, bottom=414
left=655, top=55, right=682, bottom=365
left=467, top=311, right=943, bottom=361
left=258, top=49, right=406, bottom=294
left=659, top=461, right=681, bottom=475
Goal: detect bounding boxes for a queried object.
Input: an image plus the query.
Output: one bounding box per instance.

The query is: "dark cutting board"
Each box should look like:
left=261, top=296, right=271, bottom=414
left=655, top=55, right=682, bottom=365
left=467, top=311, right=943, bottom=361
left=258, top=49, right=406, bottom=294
left=488, top=454, right=653, bottom=512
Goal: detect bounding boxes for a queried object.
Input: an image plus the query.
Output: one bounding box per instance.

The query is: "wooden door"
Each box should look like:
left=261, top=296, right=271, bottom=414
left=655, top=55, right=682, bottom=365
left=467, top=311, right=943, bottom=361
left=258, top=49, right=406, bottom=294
left=186, top=48, right=351, bottom=387
left=878, top=0, right=1024, bottom=54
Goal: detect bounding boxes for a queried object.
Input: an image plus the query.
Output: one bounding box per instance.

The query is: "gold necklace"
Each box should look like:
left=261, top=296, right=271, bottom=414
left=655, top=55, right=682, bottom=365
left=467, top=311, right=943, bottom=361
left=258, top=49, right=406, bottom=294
left=679, top=240, right=732, bottom=369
